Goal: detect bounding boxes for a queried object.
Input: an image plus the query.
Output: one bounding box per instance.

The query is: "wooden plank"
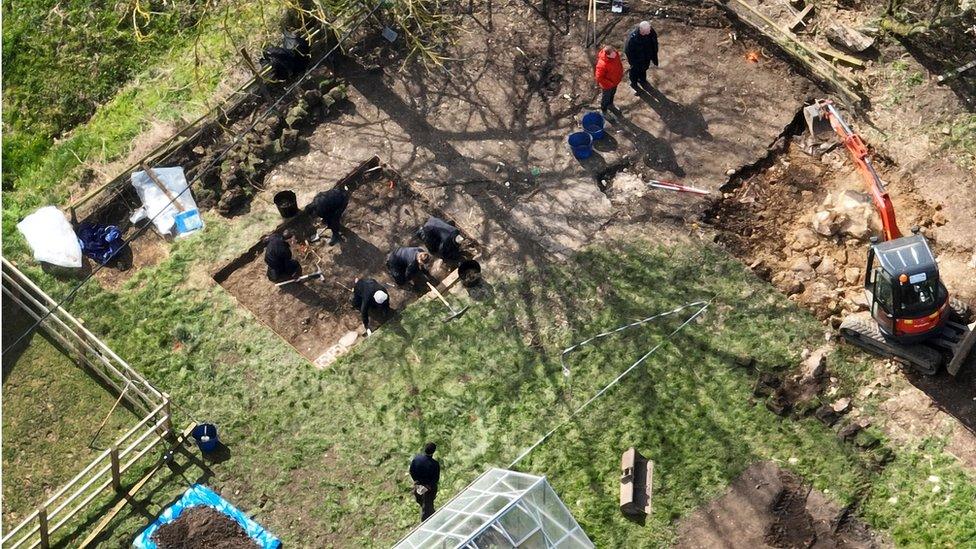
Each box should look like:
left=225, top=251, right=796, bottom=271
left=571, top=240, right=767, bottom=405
left=938, top=59, right=976, bottom=83
left=788, top=4, right=813, bottom=31
left=38, top=506, right=49, bottom=549
left=140, top=163, right=187, bottom=213
left=816, top=46, right=866, bottom=68
left=110, top=446, right=121, bottom=492
left=78, top=424, right=196, bottom=549
left=724, top=0, right=865, bottom=106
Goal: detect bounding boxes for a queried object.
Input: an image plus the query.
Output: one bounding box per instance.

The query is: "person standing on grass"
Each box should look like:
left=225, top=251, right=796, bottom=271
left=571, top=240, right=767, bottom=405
left=594, top=45, right=624, bottom=115
left=410, top=442, right=441, bottom=522
left=624, top=21, right=659, bottom=91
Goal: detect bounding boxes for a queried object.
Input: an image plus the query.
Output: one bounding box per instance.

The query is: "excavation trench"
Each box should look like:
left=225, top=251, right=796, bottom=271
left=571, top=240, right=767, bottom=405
left=702, top=105, right=944, bottom=326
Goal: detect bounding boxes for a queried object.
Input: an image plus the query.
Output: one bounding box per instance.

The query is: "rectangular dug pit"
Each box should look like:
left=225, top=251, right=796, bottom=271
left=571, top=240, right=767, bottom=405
left=213, top=157, right=478, bottom=365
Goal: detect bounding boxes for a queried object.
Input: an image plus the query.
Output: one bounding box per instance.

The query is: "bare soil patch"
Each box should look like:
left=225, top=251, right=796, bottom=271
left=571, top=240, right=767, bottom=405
left=675, top=461, right=888, bottom=549
left=214, top=159, right=477, bottom=363
left=703, top=137, right=964, bottom=324
left=152, top=506, right=258, bottom=549
left=253, top=3, right=814, bottom=272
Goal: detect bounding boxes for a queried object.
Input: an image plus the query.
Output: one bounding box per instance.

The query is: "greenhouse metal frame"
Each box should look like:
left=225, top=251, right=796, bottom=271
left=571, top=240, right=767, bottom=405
left=394, top=468, right=593, bottom=548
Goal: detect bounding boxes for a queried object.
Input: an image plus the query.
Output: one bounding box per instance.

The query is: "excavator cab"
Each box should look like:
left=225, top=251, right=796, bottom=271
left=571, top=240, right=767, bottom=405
left=863, top=233, right=948, bottom=342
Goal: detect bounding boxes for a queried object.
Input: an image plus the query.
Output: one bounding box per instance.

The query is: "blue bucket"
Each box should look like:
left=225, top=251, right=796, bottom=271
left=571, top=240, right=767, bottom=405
left=191, top=423, right=219, bottom=453
left=568, top=132, right=594, bottom=159
left=582, top=111, right=606, bottom=140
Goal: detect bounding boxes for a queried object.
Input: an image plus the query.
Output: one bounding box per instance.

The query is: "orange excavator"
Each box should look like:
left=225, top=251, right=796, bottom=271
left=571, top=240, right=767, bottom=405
left=803, top=99, right=975, bottom=376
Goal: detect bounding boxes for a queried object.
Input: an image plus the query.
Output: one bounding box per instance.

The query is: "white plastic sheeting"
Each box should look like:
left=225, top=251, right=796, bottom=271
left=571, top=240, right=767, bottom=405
left=130, top=167, right=202, bottom=236
left=16, top=206, right=83, bottom=267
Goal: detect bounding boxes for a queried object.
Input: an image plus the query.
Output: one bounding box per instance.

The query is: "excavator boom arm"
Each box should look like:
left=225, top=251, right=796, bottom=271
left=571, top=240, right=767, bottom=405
left=812, top=101, right=902, bottom=241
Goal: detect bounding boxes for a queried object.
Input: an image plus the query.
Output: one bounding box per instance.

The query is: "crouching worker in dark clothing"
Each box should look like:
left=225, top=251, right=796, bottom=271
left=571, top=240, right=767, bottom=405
left=386, top=246, right=430, bottom=285
left=264, top=233, right=300, bottom=282
left=409, top=442, right=440, bottom=522
left=417, top=216, right=464, bottom=260
left=305, top=187, right=349, bottom=245
left=352, top=278, right=390, bottom=335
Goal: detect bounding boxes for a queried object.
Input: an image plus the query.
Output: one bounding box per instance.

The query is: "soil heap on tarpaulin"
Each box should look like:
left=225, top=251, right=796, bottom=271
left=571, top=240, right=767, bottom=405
left=152, top=506, right=259, bottom=549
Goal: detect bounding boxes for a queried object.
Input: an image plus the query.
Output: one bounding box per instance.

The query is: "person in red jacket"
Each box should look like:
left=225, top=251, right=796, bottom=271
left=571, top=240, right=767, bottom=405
left=594, top=45, right=624, bottom=114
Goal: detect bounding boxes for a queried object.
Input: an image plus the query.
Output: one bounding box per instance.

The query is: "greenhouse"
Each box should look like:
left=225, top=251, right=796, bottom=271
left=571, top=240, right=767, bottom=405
left=394, top=468, right=593, bottom=548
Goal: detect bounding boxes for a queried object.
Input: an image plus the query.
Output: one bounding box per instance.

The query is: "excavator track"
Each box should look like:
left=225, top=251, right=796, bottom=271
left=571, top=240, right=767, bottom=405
left=839, top=314, right=942, bottom=375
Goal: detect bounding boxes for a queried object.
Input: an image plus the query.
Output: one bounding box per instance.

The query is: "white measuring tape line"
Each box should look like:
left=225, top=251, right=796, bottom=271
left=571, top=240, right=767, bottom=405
left=510, top=300, right=711, bottom=468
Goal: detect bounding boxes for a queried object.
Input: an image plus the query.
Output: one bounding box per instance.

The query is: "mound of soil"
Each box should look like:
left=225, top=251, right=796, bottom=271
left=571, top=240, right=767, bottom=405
left=152, top=506, right=259, bottom=549
left=675, top=461, right=887, bottom=548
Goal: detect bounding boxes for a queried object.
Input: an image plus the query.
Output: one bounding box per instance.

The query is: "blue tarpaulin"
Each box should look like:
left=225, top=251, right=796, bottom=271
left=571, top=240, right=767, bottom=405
left=133, top=484, right=280, bottom=549
left=76, top=223, right=124, bottom=265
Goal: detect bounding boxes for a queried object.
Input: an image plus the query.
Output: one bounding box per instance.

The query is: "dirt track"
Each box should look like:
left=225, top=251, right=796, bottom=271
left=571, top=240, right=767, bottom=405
left=675, top=461, right=888, bottom=548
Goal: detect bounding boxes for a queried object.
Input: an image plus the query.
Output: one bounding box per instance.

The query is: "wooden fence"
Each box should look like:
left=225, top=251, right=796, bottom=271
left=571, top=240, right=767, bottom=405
left=1, top=258, right=173, bottom=549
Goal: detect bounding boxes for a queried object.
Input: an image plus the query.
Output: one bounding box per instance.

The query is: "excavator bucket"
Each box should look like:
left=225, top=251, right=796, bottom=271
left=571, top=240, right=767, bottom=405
left=803, top=103, right=834, bottom=139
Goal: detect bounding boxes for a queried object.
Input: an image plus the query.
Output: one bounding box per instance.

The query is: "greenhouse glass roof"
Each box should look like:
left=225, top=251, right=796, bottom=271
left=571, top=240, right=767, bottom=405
left=393, top=468, right=593, bottom=549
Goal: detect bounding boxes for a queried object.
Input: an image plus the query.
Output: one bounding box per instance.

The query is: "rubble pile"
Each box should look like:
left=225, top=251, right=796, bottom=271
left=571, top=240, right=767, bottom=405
left=706, top=141, right=939, bottom=327
left=195, top=73, right=349, bottom=215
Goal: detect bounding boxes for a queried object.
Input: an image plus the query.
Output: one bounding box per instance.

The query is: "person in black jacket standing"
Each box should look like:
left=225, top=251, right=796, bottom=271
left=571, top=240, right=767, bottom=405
left=409, top=442, right=441, bottom=521
left=624, top=21, right=659, bottom=91
left=352, top=277, right=390, bottom=334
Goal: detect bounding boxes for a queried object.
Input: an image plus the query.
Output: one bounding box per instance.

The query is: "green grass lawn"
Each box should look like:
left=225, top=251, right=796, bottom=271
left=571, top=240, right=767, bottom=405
left=1, top=1, right=274, bottom=254
left=1, top=0, right=208, bottom=189
left=1, top=301, right=139, bottom=527
left=30, top=224, right=973, bottom=547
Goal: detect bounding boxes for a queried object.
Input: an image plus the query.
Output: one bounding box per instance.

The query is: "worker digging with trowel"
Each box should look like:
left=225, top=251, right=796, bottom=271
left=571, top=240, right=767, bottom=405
left=417, top=216, right=464, bottom=260
left=386, top=246, right=431, bottom=286
left=264, top=232, right=301, bottom=282
left=352, top=277, right=390, bottom=336
left=305, top=186, right=349, bottom=245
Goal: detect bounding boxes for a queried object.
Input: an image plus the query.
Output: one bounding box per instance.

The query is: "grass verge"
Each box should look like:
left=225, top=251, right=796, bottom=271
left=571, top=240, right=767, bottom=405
left=1, top=301, right=138, bottom=526
left=1, top=1, right=275, bottom=258
left=27, top=230, right=975, bottom=546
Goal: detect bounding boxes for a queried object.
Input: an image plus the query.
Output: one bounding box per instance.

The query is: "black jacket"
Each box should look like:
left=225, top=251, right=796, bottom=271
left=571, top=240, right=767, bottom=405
left=305, top=188, right=349, bottom=225
left=418, top=217, right=461, bottom=260
left=409, top=454, right=440, bottom=486
left=625, top=27, right=659, bottom=68
left=387, top=246, right=425, bottom=284
left=352, top=278, right=389, bottom=328
left=264, top=234, right=294, bottom=270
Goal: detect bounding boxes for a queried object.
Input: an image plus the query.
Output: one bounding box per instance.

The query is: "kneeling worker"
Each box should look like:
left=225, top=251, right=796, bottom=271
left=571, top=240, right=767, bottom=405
left=265, top=233, right=300, bottom=282
left=417, top=216, right=464, bottom=260
left=305, top=186, right=349, bottom=245
left=352, top=277, right=390, bottom=335
left=386, top=246, right=430, bottom=285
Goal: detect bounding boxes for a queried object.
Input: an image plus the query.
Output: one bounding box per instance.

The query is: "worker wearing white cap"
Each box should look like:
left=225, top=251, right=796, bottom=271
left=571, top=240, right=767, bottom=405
left=352, top=278, right=391, bottom=334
